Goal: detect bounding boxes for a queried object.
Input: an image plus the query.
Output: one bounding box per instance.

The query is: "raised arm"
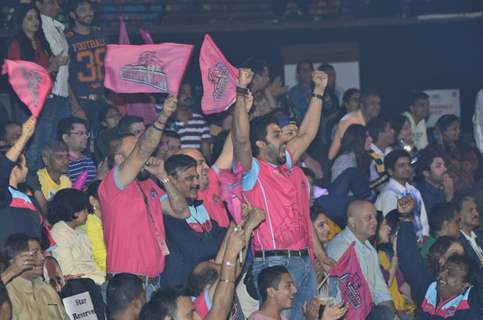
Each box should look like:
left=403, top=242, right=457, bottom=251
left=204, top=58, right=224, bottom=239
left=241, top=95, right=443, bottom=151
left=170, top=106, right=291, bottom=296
left=215, top=91, right=254, bottom=170
left=117, top=96, right=177, bottom=187
left=5, top=116, right=36, bottom=162
left=287, top=71, right=327, bottom=163
left=232, top=69, right=254, bottom=171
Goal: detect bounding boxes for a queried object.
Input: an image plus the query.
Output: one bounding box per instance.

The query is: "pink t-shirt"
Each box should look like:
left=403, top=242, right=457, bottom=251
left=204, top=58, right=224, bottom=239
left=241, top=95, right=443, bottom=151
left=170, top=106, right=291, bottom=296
left=198, top=168, right=230, bottom=228
left=99, top=167, right=167, bottom=276
left=248, top=311, right=288, bottom=320
left=237, top=151, right=312, bottom=252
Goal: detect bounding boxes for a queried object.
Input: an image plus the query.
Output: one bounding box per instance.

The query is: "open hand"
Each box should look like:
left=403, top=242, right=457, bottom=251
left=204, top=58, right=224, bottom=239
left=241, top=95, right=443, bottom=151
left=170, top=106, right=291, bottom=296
left=21, top=116, right=37, bottom=140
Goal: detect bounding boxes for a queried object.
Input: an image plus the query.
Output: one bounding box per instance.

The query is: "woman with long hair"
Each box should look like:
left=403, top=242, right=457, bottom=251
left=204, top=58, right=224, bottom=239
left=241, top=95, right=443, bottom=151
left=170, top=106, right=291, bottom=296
left=331, top=124, right=372, bottom=181
left=432, top=115, right=480, bottom=193
left=6, top=4, right=62, bottom=73
left=390, top=115, right=418, bottom=157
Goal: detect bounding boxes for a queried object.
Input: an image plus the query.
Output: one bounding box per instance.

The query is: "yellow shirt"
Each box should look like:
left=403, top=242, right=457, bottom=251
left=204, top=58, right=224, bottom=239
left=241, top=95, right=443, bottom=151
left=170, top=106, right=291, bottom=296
left=81, top=213, right=107, bottom=272
left=6, top=276, right=68, bottom=320
left=37, top=168, right=72, bottom=200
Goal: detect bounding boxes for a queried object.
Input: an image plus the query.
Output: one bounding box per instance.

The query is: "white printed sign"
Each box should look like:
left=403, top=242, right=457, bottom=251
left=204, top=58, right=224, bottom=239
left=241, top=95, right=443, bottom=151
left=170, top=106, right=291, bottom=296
left=424, top=89, right=461, bottom=127
left=63, top=291, right=98, bottom=320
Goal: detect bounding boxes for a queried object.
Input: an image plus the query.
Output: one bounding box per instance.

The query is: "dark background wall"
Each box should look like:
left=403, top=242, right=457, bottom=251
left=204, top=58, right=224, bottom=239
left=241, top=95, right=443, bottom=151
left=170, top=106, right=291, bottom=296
left=2, top=19, right=482, bottom=132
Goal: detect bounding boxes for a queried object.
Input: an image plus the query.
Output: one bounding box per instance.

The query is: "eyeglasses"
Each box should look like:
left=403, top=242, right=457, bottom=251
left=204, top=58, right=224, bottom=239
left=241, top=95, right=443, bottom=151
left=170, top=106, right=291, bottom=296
left=69, top=131, right=90, bottom=137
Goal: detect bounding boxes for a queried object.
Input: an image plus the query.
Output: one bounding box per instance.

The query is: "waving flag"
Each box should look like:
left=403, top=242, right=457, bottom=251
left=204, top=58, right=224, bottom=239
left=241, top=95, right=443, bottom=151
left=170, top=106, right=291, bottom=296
left=2, top=59, right=52, bottom=118
left=119, top=16, right=130, bottom=44
left=72, top=170, right=89, bottom=191
left=200, top=34, right=239, bottom=115
left=139, top=28, right=154, bottom=44
left=104, top=43, right=194, bottom=96
left=329, top=242, right=373, bottom=320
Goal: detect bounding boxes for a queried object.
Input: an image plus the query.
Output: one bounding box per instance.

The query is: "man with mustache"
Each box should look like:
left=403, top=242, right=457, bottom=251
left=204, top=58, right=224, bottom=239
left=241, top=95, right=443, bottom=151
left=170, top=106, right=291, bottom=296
left=456, top=196, right=483, bottom=268
left=98, top=96, right=188, bottom=298
left=65, top=0, right=108, bottom=136
left=158, top=154, right=227, bottom=288
left=232, top=68, right=331, bottom=320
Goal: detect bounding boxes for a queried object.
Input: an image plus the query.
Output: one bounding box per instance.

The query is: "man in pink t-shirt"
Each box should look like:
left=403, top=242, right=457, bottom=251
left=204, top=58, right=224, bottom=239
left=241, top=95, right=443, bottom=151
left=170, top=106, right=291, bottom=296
left=232, top=69, right=332, bottom=320
left=98, top=96, right=190, bottom=296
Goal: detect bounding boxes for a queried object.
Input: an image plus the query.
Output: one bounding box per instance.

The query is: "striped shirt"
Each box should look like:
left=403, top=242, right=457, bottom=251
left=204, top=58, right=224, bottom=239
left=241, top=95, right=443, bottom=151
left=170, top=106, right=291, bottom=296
left=168, top=113, right=211, bottom=149
left=67, top=154, right=97, bottom=186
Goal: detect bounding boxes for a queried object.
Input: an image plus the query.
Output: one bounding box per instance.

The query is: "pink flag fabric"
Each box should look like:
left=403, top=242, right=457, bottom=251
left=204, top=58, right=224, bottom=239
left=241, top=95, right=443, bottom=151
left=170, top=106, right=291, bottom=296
left=2, top=59, right=52, bottom=118
left=200, top=34, right=239, bottom=115
left=72, top=170, right=89, bottom=191
left=119, top=16, right=130, bottom=44
left=104, top=43, right=193, bottom=96
left=329, top=242, right=373, bottom=320
left=139, top=28, right=154, bottom=44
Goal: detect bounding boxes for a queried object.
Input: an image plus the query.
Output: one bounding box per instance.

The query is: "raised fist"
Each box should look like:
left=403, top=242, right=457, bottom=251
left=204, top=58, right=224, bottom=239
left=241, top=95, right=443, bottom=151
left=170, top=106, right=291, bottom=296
left=238, top=68, right=254, bottom=89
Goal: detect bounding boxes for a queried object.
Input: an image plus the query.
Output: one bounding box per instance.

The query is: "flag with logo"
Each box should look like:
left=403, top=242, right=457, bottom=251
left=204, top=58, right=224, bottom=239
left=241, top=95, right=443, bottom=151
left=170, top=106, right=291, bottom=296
left=2, top=59, right=52, bottom=118
left=200, top=34, right=239, bottom=115
left=329, top=242, right=373, bottom=320
left=104, top=43, right=194, bottom=96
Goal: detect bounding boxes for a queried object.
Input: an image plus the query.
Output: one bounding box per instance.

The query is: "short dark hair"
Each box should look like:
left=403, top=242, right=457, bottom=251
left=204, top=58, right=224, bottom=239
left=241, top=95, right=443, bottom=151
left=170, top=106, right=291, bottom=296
left=139, top=300, right=170, bottom=320
left=41, top=140, right=68, bottom=159
left=86, top=180, right=101, bottom=200
left=317, top=63, right=335, bottom=73
left=427, top=236, right=461, bottom=276
left=342, top=88, right=360, bottom=105
left=415, top=149, right=444, bottom=181
left=389, top=114, right=409, bottom=139
left=360, top=89, right=380, bottom=106
left=164, top=154, right=197, bottom=177
left=384, top=149, right=411, bottom=171
left=67, top=0, right=94, bottom=13
left=408, top=91, right=429, bottom=107
left=2, top=233, right=39, bottom=267
left=117, top=116, right=144, bottom=135
left=436, top=114, right=459, bottom=133
left=0, top=121, right=20, bottom=141
left=310, top=205, right=326, bottom=223
left=98, top=105, right=118, bottom=125
left=107, top=273, right=144, bottom=317
left=453, top=195, right=475, bottom=213
left=445, top=254, right=477, bottom=283
left=257, top=266, right=289, bottom=303
left=188, top=263, right=219, bottom=297
left=47, top=188, right=91, bottom=225
left=149, top=287, right=189, bottom=319
left=429, top=202, right=458, bottom=237
left=249, top=115, right=278, bottom=157
left=57, top=117, right=87, bottom=141
left=367, top=117, right=389, bottom=142
left=295, top=59, right=313, bottom=74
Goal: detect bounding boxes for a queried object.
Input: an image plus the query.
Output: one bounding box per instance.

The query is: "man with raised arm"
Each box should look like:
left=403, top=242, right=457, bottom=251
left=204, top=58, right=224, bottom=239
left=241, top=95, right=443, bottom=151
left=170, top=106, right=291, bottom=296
left=232, top=68, right=331, bottom=320
left=98, top=96, right=189, bottom=297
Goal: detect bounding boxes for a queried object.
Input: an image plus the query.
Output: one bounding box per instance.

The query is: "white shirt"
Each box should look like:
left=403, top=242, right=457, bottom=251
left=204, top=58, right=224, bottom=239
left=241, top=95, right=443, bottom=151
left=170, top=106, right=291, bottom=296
left=40, top=15, right=69, bottom=97
left=403, top=111, right=428, bottom=150
left=51, top=221, right=105, bottom=285
left=460, top=230, right=483, bottom=261
left=369, top=143, right=392, bottom=183
left=326, top=227, right=392, bottom=304
left=375, top=178, right=429, bottom=237
left=473, top=89, right=483, bottom=154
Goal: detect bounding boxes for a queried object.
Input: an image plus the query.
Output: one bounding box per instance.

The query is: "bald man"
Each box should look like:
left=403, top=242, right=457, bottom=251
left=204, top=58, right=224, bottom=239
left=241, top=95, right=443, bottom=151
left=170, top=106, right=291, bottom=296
left=326, top=200, right=395, bottom=320
left=98, top=96, right=189, bottom=297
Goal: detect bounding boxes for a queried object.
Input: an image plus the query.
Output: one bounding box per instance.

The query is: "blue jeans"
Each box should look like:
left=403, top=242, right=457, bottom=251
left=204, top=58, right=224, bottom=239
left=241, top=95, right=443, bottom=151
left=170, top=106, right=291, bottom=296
left=23, top=96, right=71, bottom=172
left=251, top=255, right=317, bottom=320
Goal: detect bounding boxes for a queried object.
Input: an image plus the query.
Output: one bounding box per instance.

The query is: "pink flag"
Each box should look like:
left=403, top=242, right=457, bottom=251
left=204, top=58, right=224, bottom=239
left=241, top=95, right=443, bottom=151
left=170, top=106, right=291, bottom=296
left=104, top=43, right=194, bottom=96
left=200, top=34, right=239, bottom=115
left=119, top=16, right=130, bottom=44
left=2, top=59, right=52, bottom=118
left=72, top=170, right=88, bottom=191
left=139, top=28, right=154, bottom=44
left=329, top=242, right=373, bottom=320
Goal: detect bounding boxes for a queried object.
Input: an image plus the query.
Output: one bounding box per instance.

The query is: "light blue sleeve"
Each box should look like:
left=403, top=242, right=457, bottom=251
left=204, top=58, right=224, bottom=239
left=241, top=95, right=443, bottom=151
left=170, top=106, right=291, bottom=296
left=113, top=166, right=124, bottom=191
left=242, top=158, right=259, bottom=191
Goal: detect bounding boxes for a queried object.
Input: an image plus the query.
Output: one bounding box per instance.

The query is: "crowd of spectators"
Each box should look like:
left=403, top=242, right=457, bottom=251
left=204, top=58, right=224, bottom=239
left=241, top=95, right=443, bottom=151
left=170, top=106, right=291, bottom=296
left=1, top=1, right=483, bottom=320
